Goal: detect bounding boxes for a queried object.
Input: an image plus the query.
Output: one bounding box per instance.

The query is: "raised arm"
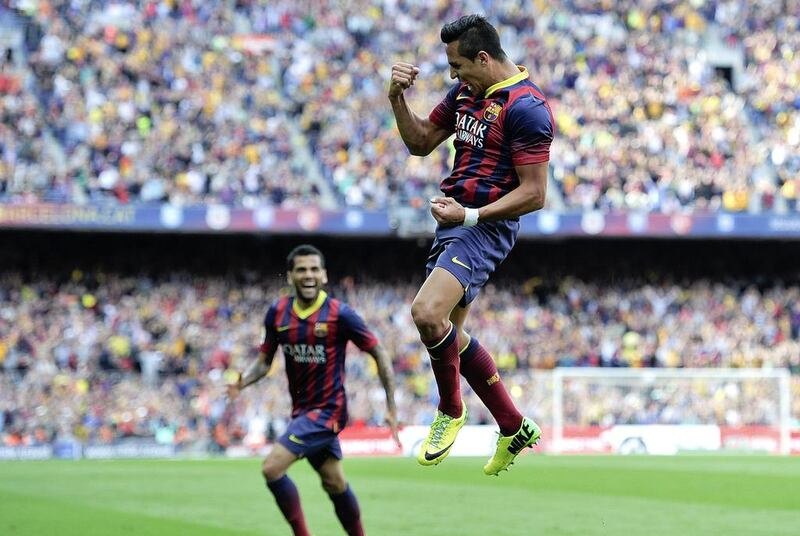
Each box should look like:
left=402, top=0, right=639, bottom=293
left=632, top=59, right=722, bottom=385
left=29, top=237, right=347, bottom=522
left=388, top=62, right=452, bottom=156
left=366, top=343, right=400, bottom=445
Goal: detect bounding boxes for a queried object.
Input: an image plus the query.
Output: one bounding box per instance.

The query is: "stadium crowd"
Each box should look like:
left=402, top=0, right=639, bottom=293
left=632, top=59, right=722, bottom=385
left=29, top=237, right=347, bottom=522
left=0, top=0, right=797, bottom=212
left=3, top=0, right=318, bottom=207
left=0, top=56, right=52, bottom=200
left=733, top=2, right=800, bottom=211
left=1, top=269, right=798, bottom=449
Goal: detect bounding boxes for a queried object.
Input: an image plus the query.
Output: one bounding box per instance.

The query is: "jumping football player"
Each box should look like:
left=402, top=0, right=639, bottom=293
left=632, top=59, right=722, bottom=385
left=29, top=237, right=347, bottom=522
left=388, top=14, right=554, bottom=475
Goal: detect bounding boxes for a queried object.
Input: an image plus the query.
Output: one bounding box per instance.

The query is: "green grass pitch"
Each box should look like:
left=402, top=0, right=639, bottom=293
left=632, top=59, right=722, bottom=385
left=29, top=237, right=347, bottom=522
left=1, top=456, right=799, bottom=535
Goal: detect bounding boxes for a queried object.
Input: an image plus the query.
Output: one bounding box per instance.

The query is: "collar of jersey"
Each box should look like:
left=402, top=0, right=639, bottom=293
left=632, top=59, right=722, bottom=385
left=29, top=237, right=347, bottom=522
left=484, top=65, right=529, bottom=98
left=292, top=290, right=328, bottom=319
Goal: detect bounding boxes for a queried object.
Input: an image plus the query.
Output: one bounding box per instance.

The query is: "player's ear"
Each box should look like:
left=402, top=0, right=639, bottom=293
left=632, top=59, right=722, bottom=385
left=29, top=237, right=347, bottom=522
left=321, top=270, right=328, bottom=286
left=477, top=51, right=489, bottom=66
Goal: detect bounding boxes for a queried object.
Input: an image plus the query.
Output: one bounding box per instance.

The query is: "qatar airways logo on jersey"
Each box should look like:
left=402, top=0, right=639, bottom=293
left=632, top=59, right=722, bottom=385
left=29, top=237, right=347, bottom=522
left=455, top=111, right=488, bottom=148
left=282, top=343, right=327, bottom=364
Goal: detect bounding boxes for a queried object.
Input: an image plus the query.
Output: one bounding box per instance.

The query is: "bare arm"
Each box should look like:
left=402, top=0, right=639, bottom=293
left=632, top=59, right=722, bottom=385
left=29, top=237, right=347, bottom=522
left=227, top=348, right=277, bottom=399
left=430, top=162, right=548, bottom=225
left=476, top=162, right=547, bottom=220
left=388, top=62, right=452, bottom=156
left=366, top=343, right=400, bottom=444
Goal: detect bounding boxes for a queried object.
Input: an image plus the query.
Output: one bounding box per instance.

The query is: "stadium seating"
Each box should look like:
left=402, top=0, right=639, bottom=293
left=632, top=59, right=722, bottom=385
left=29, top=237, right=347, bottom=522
left=2, top=270, right=798, bottom=448
left=0, top=1, right=796, bottom=211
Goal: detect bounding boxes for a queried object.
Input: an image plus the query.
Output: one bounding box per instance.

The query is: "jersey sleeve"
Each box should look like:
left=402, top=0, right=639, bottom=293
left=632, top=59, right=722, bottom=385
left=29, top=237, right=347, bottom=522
left=506, top=94, right=554, bottom=166
left=428, top=83, right=462, bottom=132
left=338, top=303, right=379, bottom=352
left=259, top=303, right=279, bottom=355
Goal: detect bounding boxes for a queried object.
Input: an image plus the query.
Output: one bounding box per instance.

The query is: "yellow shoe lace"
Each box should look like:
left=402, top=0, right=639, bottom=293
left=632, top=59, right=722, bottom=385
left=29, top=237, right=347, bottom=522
left=428, top=412, right=453, bottom=448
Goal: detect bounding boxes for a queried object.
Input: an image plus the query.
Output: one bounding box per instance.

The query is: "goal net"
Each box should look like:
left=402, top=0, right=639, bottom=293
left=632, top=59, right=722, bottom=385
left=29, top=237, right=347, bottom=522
left=549, top=368, right=792, bottom=455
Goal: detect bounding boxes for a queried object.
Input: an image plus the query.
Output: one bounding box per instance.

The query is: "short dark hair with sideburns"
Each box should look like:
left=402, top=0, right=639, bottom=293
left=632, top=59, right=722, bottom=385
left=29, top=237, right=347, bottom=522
left=287, top=244, right=325, bottom=271
left=441, top=14, right=506, bottom=61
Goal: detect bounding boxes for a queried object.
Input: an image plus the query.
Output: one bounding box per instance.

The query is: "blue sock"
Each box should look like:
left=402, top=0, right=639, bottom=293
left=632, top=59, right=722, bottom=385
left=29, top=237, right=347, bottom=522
left=329, top=484, right=364, bottom=536
left=267, top=475, right=310, bottom=536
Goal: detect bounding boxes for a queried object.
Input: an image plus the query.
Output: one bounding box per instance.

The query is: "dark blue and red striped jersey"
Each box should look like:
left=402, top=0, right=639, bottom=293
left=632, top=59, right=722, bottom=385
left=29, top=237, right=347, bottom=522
left=260, top=291, right=378, bottom=432
left=429, top=67, right=555, bottom=208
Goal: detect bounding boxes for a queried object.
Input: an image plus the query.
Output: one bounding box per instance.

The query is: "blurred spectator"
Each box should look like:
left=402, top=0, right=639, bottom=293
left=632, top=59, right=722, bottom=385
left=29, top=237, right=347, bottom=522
left=0, top=55, right=53, bottom=201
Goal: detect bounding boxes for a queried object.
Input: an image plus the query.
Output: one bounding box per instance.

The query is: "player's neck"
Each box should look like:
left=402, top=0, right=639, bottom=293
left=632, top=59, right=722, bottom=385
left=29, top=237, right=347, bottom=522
left=295, top=295, right=316, bottom=309
left=491, top=60, right=522, bottom=84
left=479, top=60, right=523, bottom=96
left=294, top=289, right=324, bottom=310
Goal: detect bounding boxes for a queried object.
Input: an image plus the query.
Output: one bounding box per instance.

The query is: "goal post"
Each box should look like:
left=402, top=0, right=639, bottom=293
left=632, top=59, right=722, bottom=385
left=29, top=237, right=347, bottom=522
left=550, top=368, right=792, bottom=455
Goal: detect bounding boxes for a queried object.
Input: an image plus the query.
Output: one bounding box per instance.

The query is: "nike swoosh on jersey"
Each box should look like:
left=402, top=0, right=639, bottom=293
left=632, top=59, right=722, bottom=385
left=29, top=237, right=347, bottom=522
left=451, top=256, right=471, bottom=270
left=277, top=325, right=290, bottom=332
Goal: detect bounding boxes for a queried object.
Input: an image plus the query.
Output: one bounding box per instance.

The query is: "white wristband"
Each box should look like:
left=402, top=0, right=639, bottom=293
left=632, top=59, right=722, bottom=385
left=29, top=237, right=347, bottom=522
left=463, top=207, right=480, bottom=227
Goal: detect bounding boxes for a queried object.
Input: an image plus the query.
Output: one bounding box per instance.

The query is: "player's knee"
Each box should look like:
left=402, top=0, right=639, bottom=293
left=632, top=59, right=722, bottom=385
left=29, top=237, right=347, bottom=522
left=411, top=298, right=446, bottom=335
left=261, top=459, right=285, bottom=482
left=321, top=475, right=347, bottom=495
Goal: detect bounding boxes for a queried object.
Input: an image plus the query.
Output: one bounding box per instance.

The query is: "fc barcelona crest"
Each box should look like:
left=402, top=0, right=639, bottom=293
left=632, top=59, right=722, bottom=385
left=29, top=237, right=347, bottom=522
left=314, top=322, right=328, bottom=337
left=483, top=102, right=502, bottom=123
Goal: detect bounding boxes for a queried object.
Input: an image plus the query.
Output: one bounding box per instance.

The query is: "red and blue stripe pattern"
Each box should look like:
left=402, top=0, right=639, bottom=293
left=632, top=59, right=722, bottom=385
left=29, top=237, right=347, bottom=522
left=429, top=68, right=555, bottom=209
left=262, top=293, right=378, bottom=432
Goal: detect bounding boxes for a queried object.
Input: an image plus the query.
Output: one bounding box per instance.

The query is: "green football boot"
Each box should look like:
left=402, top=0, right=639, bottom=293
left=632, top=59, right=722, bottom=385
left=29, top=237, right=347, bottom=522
left=418, top=403, right=467, bottom=466
left=483, top=417, right=541, bottom=476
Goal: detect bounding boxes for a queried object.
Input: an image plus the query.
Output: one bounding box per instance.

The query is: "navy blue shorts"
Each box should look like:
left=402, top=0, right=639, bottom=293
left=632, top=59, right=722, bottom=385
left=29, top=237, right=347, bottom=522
left=277, top=414, right=342, bottom=469
left=425, top=219, right=520, bottom=306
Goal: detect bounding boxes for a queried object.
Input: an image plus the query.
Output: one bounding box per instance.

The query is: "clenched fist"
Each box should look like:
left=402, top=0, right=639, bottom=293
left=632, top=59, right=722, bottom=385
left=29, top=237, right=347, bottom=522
left=388, top=62, right=420, bottom=99
left=430, top=196, right=467, bottom=227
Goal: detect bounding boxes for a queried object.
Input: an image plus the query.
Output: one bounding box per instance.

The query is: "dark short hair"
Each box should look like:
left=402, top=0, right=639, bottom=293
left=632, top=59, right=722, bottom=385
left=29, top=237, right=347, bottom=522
left=441, top=14, right=506, bottom=61
left=287, top=244, right=325, bottom=271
